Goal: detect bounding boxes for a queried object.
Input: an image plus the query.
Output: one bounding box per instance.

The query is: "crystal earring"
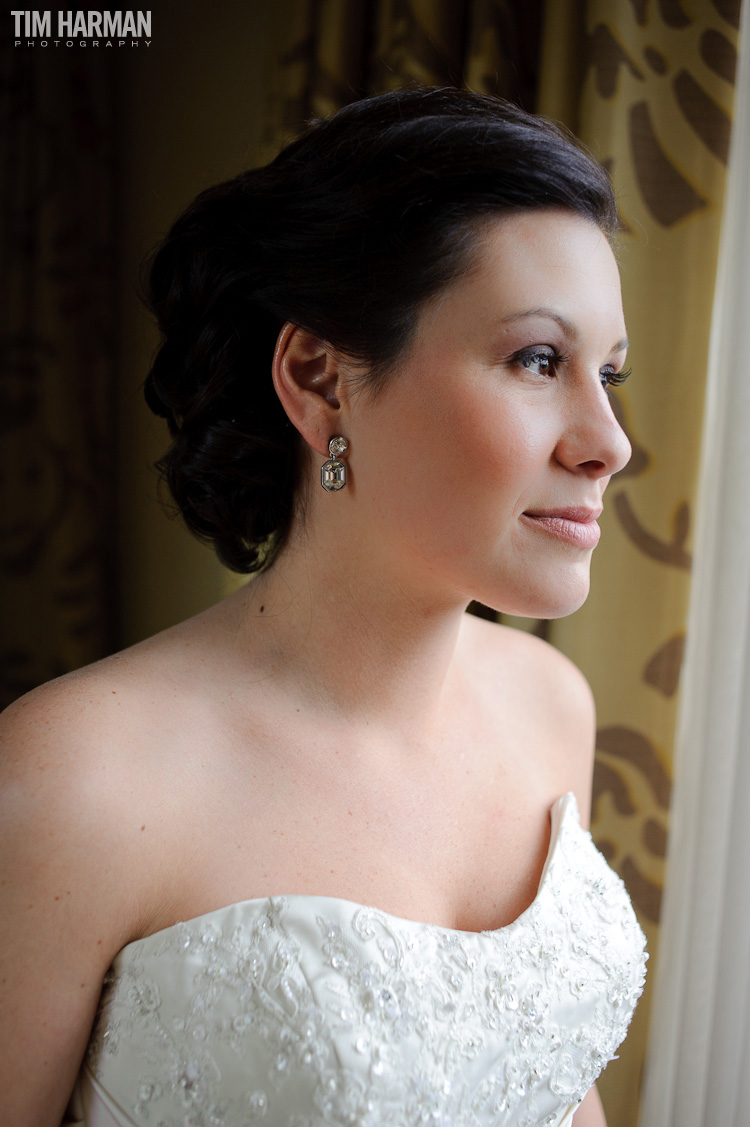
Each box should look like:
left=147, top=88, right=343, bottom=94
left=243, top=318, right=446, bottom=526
left=321, top=436, right=348, bottom=492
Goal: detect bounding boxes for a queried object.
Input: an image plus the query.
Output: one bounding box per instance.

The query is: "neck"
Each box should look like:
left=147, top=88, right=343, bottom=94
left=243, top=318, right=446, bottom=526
left=229, top=512, right=470, bottom=745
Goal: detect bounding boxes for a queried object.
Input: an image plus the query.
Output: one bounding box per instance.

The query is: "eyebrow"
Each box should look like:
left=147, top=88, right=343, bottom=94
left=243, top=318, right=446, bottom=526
left=501, top=307, right=629, bottom=353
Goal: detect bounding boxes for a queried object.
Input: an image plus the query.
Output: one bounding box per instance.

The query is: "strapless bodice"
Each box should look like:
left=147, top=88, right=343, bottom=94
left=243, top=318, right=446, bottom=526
left=65, top=793, right=647, bottom=1126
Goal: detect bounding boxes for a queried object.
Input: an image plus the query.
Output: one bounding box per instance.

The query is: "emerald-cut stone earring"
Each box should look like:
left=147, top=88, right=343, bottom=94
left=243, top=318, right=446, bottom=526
left=321, top=436, right=348, bottom=491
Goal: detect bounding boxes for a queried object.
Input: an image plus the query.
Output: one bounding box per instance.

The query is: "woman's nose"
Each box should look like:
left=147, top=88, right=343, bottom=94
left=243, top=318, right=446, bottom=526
left=555, top=379, right=632, bottom=479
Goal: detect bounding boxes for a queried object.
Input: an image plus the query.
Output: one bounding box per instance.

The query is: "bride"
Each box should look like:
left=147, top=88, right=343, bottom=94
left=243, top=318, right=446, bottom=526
left=0, top=87, right=646, bottom=1126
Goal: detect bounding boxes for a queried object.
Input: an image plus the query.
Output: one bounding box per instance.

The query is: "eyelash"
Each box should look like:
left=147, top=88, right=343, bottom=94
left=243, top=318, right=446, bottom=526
left=513, top=348, right=632, bottom=390
left=603, top=366, right=632, bottom=387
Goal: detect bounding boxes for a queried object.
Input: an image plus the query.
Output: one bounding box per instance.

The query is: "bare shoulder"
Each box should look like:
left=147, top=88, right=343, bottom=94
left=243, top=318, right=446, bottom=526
left=459, top=612, right=595, bottom=724
left=0, top=657, right=155, bottom=876
left=0, top=620, right=210, bottom=906
left=1, top=634, right=181, bottom=821
left=0, top=607, right=233, bottom=926
left=458, top=613, right=596, bottom=822
left=2, top=601, right=222, bottom=766
left=0, top=627, right=212, bottom=1121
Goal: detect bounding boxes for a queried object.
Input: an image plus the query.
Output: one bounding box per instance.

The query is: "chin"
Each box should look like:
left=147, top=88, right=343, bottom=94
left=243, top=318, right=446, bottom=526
left=480, top=572, right=592, bottom=620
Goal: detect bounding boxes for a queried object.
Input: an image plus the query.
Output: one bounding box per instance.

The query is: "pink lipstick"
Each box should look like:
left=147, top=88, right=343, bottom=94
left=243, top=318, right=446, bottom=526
left=520, top=507, right=602, bottom=549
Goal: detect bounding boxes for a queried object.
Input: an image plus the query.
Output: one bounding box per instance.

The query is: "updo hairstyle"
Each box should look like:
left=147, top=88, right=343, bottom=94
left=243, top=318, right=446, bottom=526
left=143, top=86, right=617, bottom=573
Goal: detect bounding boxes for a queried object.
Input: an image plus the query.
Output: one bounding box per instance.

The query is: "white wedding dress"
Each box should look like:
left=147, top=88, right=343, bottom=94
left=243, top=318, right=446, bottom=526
left=64, top=793, right=647, bottom=1127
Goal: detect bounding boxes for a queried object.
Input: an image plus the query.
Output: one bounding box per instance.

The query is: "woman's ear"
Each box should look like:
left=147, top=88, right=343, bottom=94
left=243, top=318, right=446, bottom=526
left=272, top=323, right=345, bottom=457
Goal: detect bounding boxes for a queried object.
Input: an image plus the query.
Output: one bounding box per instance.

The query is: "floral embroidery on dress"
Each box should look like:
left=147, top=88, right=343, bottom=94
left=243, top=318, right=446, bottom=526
left=85, top=795, right=647, bottom=1127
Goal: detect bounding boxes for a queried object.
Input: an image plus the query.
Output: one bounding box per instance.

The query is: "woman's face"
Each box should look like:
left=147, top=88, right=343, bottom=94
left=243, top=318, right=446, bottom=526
left=343, top=209, right=632, bottom=619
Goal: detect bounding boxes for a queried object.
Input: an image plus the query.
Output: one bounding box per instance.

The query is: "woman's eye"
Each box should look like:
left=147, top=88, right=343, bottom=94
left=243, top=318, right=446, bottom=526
left=600, top=365, right=632, bottom=389
left=515, top=348, right=563, bottom=377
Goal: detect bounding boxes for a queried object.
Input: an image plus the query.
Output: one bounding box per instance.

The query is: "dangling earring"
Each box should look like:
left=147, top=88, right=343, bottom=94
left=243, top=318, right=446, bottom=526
left=321, top=436, right=348, bottom=492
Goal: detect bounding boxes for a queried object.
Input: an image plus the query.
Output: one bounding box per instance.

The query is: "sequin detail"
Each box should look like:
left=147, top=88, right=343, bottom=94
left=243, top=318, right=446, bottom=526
left=84, top=795, right=647, bottom=1126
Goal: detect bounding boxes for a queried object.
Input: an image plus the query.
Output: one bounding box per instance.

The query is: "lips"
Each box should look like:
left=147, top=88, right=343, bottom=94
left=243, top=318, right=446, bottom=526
left=520, top=506, right=603, bottom=548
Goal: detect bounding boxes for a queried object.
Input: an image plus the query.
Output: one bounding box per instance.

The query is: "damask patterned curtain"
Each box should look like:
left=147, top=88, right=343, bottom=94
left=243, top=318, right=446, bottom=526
left=256, top=0, right=543, bottom=162
left=536, top=2, right=741, bottom=1120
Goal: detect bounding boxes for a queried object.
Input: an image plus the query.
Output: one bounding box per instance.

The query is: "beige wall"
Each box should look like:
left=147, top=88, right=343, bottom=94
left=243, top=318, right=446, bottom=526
left=116, top=1, right=273, bottom=645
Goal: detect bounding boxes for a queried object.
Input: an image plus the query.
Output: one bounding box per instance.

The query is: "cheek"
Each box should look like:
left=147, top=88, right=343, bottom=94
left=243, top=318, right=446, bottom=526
left=353, top=366, right=556, bottom=533
left=353, top=368, right=452, bottom=475
left=447, top=387, right=556, bottom=500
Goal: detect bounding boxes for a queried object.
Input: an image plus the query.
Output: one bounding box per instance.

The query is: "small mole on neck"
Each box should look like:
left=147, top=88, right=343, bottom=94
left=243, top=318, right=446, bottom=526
left=260, top=605, right=265, bottom=613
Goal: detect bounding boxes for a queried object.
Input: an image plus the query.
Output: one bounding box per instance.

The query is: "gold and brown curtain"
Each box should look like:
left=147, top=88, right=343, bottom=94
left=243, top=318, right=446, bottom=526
left=537, top=3, right=740, bottom=1118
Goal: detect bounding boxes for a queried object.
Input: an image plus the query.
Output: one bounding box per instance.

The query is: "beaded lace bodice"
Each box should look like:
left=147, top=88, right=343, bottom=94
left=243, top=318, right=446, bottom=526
left=65, top=793, right=646, bottom=1127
